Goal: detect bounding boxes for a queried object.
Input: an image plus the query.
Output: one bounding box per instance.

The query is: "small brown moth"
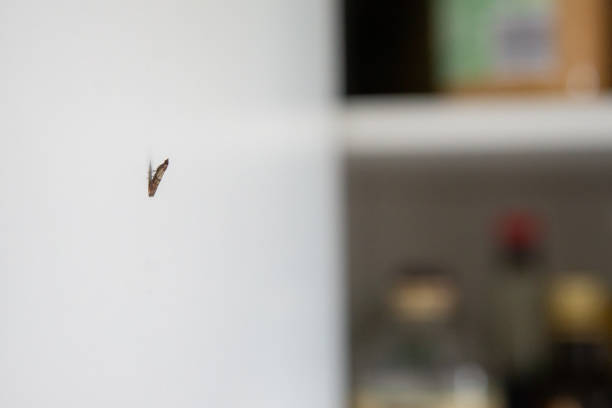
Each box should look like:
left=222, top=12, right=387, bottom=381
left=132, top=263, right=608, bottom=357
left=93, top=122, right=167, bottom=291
left=148, top=158, right=169, bottom=197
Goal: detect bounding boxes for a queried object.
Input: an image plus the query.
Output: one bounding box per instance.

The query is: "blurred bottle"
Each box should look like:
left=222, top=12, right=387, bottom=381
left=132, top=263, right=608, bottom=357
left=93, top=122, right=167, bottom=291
left=490, top=211, right=547, bottom=407
left=534, top=273, right=612, bottom=408
left=354, top=265, right=500, bottom=408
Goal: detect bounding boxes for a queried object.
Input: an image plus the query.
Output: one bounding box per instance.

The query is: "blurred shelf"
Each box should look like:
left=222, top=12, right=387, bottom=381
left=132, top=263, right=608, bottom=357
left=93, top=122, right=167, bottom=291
left=342, top=96, right=612, bottom=155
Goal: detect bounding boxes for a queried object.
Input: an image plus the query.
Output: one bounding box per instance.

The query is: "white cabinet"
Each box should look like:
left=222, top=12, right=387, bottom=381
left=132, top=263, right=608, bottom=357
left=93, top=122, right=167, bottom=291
left=0, top=1, right=340, bottom=407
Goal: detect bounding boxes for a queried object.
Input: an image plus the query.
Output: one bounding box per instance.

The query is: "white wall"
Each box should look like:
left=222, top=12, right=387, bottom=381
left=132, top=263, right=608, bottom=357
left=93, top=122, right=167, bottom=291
left=0, top=1, right=341, bottom=407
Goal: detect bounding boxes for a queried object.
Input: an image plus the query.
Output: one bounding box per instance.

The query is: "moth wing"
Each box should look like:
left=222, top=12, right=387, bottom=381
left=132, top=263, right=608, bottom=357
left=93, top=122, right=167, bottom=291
left=148, top=161, right=154, bottom=196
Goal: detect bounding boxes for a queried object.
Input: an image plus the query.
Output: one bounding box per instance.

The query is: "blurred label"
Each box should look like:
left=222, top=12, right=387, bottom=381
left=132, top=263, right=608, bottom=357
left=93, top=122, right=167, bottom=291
left=494, top=12, right=555, bottom=76
left=434, top=0, right=558, bottom=86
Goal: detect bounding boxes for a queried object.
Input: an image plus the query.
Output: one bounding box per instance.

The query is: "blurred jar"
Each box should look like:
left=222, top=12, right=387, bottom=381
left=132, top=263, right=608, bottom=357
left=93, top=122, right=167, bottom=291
left=534, top=273, right=612, bottom=408
left=354, top=265, right=501, bottom=408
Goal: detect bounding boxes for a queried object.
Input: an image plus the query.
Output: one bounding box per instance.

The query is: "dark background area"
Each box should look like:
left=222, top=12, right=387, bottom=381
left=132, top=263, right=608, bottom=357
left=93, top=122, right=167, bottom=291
left=342, top=0, right=612, bottom=96
left=343, top=0, right=434, bottom=95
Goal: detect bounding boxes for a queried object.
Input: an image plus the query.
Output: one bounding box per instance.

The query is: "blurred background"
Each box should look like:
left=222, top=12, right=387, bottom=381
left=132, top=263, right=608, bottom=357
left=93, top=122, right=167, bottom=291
left=344, top=0, right=611, bottom=96
left=343, top=1, right=612, bottom=408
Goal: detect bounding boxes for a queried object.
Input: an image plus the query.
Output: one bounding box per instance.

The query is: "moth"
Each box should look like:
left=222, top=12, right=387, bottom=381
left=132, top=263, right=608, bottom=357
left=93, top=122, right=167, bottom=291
left=148, top=158, right=169, bottom=197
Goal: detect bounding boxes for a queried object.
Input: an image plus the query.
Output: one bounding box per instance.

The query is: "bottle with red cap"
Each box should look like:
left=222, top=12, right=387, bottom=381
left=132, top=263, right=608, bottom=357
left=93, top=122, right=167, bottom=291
left=489, top=210, right=548, bottom=408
